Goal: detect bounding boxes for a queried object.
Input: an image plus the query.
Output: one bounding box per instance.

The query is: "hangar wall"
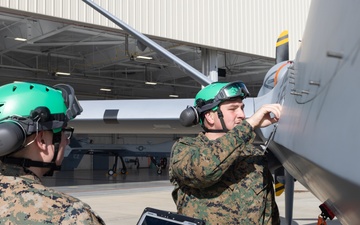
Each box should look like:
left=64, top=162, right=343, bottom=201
left=0, top=0, right=311, bottom=60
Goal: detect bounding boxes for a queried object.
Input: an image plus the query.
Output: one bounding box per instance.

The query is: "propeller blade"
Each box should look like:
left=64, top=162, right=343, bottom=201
left=285, top=169, right=294, bottom=225
left=276, top=30, right=289, bottom=64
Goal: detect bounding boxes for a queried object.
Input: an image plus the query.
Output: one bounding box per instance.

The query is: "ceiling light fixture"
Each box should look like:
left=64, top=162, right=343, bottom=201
left=55, top=71, right=71, bottom=76
left=136, top=55, right=153, bottom=60
left=14, top=37, right=27, bottom=42
left=4, top=36, right=28, bottom=42
left=145, top=81, right=157, bottom=85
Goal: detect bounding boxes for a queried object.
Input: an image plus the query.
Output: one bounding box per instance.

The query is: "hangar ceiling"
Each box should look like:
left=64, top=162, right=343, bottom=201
left=0, top=9, right=275, bottom=101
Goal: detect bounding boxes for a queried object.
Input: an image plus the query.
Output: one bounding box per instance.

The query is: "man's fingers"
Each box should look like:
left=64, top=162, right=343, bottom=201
left=268, top=104, right=282, bottom=119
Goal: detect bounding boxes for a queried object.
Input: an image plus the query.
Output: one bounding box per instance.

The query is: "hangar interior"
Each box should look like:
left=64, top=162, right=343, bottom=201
left=0, top=7, right=276, bottom=172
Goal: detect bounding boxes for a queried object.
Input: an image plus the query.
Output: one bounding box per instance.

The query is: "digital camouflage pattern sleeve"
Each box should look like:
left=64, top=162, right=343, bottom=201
left=0, top=164, right=106, bottom=225
left=169, top=120, right=280, bottom=225
left=170, top=120, right=256, bottom=189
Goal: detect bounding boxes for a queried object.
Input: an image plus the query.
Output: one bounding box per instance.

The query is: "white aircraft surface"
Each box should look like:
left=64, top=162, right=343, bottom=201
left=70, top=0, right=360, bottom=224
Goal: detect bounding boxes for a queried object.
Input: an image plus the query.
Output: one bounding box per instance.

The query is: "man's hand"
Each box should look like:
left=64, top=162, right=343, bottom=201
left=246, top=103, right=282, bottom=129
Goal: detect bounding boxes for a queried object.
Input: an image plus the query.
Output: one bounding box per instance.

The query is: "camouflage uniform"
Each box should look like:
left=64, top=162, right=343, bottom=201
left=0, top=162, right=105, bottom=225
left=169, top=121, right=280, bottom=225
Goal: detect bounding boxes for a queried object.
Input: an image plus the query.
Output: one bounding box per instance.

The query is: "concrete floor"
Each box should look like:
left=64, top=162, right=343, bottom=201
left=43, top=168, right=342, bottom=225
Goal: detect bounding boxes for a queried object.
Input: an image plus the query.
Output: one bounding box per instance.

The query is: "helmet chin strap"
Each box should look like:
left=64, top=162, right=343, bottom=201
left=0, top=156, right=61, bottom=176
left=202, top=108, right=229, bottom=133
left=0, top=143, right=61, bottom=177
left=43, top=142, right=61, bottom=176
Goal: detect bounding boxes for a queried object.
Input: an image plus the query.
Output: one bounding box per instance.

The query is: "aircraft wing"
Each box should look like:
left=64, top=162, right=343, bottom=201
left=69, top=98, right=254, bottom=134
left=69, top=141, right=175, bottom=158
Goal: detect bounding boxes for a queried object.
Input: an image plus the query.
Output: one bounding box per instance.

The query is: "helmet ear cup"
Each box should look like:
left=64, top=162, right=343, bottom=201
left=179, top=106, right=200, bottom=127
left=0, top=121, right=26, bottom=156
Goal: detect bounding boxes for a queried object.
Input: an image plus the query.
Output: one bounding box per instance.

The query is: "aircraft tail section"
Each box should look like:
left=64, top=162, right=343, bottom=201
left=276, top=30, right=289, bottom=64
left=258, top=30, right=291, bottom=97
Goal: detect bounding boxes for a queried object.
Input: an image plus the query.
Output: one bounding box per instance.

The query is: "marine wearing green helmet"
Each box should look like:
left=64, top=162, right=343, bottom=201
left=171, top=80, right=281, bottom=225
left=0, top=82, right=106, bottom=224
left=0, top=81, right=82, bottom=173
left=179, top=81, right=250, bottom=132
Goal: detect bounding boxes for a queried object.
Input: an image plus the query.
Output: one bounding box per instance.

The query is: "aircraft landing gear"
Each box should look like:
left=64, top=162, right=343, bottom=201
left=119, top=156, right=127, bottom=174
left=107, top=154, right=128, bottom=176
left=160, top=158, right=167, bottom=169
left=107, top=169, right=116, bottom=176
left=107, top=155, right=142, bottom=176
left=150, top=157, right=168, bottom=174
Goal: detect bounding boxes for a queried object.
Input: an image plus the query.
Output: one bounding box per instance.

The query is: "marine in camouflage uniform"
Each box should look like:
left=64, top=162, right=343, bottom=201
left=0, top=163, right=105, bottom=224
left=170, top=81, right=281, bottom=225
left=170, top=121, right=279, bottom=224
left=0, top=82, right=106, bottom=224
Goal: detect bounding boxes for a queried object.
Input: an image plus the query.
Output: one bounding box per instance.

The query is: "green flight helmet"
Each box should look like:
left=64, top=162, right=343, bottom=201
left=179, top=81, right=250, bottom=127
left=0, top=81, right=83, bottom=156
left=195, top=82, right=229, bottom=112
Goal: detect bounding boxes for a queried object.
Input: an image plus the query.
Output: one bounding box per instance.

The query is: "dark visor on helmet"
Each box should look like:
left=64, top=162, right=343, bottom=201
left=213, top=81, right=250, bottom=102
left=53, top=84, right=83, bottom=122
left=198, top=81, right=250, bottom=113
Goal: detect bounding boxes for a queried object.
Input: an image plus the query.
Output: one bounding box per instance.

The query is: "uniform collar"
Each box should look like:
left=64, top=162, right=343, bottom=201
left=0, top=161, right=42, bottom=183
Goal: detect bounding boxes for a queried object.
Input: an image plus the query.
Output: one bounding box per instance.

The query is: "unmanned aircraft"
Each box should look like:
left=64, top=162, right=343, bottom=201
left=67, top=139, right=174, bottom=175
